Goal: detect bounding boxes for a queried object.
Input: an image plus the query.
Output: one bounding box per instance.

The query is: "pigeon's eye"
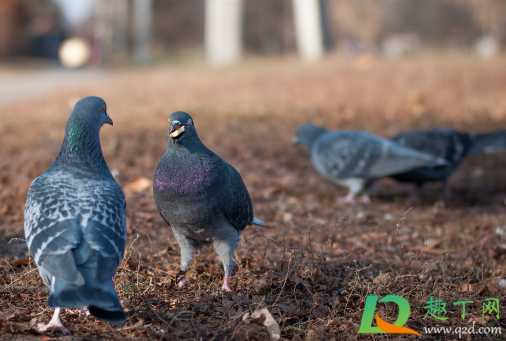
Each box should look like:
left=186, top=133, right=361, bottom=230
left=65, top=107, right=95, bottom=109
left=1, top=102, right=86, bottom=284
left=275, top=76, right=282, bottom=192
left=102, top=106, right=106, bottom=112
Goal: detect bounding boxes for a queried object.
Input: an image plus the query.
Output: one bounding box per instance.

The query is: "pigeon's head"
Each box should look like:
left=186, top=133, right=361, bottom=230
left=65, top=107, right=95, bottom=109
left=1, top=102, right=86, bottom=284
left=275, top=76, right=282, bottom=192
left=68, top=96, right=113, bottom=129
left=168, top=111, right=196, bottom=144
left=293, top=123, right=326, bottom=148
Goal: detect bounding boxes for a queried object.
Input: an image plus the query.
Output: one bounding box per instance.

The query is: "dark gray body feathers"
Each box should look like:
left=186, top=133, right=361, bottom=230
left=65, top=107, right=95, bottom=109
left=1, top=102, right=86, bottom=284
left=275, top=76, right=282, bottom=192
left=391, top=129, right=506, bottom=186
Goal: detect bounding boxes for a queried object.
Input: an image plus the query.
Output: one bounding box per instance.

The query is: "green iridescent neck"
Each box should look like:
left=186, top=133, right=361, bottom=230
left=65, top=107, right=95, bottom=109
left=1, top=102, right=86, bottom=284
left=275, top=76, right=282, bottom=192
left=54, top=121, right=108, bottom=172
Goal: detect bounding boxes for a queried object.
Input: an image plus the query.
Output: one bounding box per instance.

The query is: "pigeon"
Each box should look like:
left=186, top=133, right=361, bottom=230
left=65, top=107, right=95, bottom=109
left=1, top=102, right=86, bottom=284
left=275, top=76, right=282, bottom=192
left=153, top=111, right=264, bottom=292
left=24, top=97, right=127, bottom=333
left=293, top=123, right=449, bottom=203
left=390, top=128, right=506, bottom=195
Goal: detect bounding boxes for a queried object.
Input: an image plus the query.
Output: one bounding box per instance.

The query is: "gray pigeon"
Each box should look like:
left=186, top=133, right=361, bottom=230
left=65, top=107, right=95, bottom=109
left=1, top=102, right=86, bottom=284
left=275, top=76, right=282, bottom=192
left=390, top=129, right=506, bottom=195
left=153, top=111, right=264, bottom=292
left=293, top=123, right=449, bottom=203
left=24, top=97, right=127, bottom=333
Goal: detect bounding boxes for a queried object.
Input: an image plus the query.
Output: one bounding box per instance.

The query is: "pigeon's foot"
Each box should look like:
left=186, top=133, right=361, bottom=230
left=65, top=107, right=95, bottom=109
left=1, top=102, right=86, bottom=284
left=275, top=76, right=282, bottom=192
left=175, top=278, right=191, bottom=289
left=221, top=275, right=232, bottom=293
left=33, top=308, right=69, bottom=335
left=173, top=270, right=192, bottom=289
left=34, top=321, right=69, bottom=334
left=336, top=193, right=370, bottom=204
left=336, top=193, right=355, bottom=204
left=358, top=193, right=371, bottom=204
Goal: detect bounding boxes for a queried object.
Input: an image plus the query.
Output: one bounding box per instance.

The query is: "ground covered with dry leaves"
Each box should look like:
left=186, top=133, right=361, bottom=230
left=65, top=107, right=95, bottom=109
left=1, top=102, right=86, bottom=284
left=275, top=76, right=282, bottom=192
left=1, top=54, right=506, bottom=340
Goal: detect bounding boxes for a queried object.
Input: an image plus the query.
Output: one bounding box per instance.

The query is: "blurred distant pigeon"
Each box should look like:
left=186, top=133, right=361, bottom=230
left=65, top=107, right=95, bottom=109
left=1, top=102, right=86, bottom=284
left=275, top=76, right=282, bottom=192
left=153, top=111, right=264, bottom=292
left=24, top=97, right=127, bottom=333
left=390, top=129, right=506, bottom=195
left=293, top=123, right=449, bottom=203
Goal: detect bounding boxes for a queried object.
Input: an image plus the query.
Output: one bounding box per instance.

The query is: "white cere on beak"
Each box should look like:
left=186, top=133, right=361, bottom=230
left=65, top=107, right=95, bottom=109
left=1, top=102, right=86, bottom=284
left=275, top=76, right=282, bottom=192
left=170, top=126, right=185, bottom=138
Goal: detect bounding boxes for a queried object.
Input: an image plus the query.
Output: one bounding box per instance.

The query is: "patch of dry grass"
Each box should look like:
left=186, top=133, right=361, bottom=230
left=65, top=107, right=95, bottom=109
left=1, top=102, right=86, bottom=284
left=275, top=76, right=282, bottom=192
left=1, top=53, right=506, bottom=340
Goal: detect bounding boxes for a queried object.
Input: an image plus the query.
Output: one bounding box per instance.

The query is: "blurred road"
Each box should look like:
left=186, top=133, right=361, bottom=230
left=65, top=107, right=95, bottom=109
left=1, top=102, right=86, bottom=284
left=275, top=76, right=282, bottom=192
left=0, top=68, right=109, bottom=108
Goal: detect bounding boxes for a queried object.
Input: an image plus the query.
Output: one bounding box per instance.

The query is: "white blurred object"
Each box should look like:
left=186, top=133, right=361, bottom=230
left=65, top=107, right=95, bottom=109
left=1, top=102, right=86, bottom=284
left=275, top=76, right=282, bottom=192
left=292, top=0, right=324, bottom=61
left=50, top=0, right=94, bottom=25
left=205, top=0, right=243, bottom=66
left=497, top=278, right=506, bottom=289
left=495, top=226, right=506, bottom=236
left=475, top=35, right=499, bottom=59
left=59, top=38, right=91, bottom=68
left=133, top=0, right=152, bottom=66
left=382, top=33, right=421, bottom=59
left=111, top=169, right=120, bottom=177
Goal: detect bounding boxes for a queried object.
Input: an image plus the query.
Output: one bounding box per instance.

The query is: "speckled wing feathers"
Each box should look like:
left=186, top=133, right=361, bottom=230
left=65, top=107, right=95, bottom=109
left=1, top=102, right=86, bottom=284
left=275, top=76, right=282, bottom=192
left=24, top=170, right=126, bottom=287
left=312, top=131, right=447, bottom=180
left=313, top=132, right=382, bottom=179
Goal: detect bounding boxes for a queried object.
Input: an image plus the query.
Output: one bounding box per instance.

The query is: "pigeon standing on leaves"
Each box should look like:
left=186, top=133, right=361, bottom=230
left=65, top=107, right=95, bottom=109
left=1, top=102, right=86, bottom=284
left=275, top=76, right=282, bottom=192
left=293, top=123, right=449, bottom=203
left=390, top=129, right=506, bottom=196
left=24, top=97, right=127, bottom=333
left=153, top=111, right=264, bottom=292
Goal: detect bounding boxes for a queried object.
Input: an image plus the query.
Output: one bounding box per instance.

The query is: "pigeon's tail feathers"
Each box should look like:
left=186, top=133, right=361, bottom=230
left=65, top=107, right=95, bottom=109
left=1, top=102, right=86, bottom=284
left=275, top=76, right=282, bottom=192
left=367, top=142, right=449, bottom=179
left=252, top=217, right=265, bottom=226
left=47, top=279, right=126, bottom=324
left=88, top=306, right=127, bottom=324
left=468, top=131, right=506, bottom=155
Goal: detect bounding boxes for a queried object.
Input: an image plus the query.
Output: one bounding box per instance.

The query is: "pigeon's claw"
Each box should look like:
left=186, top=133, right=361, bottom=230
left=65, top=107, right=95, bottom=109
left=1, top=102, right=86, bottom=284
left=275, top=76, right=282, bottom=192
left=221, top=275, right=232, bottom=293
left=33, top=322, right=69, bottom=335
left=175, top=278, right=191, bottom=289
left=33, top=308, right=69, bottom=335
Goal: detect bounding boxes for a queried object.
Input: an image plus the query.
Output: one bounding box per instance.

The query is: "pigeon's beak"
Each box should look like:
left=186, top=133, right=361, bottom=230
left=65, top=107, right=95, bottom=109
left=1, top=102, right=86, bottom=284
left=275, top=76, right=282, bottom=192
left=169, top=120, right=185, bottom=142
left=106, top=113, right=113, bottom=126
left=292, top=136, right=300, bottom=146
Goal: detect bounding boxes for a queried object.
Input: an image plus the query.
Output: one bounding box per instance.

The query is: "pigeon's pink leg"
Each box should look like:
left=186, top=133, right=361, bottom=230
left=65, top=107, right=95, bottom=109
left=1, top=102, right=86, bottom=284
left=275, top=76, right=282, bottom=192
left=176, top=277, right=191, bottom=288
left=336, top=192, right=356, bottom=204
left=336, top=192, right=371, bottom=204
left=175, top=270, right=191, bottom=289
left=33, top=308, right=69, bottom=334
left=221, top=275, right=232, bottom=292
left=358, top=193, right=371, bottom=204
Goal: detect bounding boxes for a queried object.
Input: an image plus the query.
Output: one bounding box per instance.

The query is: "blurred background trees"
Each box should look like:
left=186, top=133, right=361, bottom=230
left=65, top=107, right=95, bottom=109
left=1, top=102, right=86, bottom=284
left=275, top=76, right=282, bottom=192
left=1, top=0, right=505, bottom=66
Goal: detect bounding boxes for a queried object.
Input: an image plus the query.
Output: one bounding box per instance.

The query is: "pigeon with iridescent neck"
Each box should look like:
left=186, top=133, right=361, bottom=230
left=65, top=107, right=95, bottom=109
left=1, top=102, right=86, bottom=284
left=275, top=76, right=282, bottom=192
left=153, top=111, right=264, bottom=292
left=24, top=97, right=127, bottom=334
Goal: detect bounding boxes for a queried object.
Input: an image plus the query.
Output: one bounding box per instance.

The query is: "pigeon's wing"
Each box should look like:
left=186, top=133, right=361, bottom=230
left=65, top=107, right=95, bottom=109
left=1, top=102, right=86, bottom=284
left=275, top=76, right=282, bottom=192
left=311, top=131, right=384, bottom=179
left=25, top=173, right=127, bottom=286
left=392, top=130, right=473, bottom=163
left=223, top=163, right=253, bottom=232
left=366, top=140, right=449, bottom=178
left=79, top=179, right=127, bottom=283
left=24, top=174, right=85, bottom=286
left=313, top=131, right=448, bottom=179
